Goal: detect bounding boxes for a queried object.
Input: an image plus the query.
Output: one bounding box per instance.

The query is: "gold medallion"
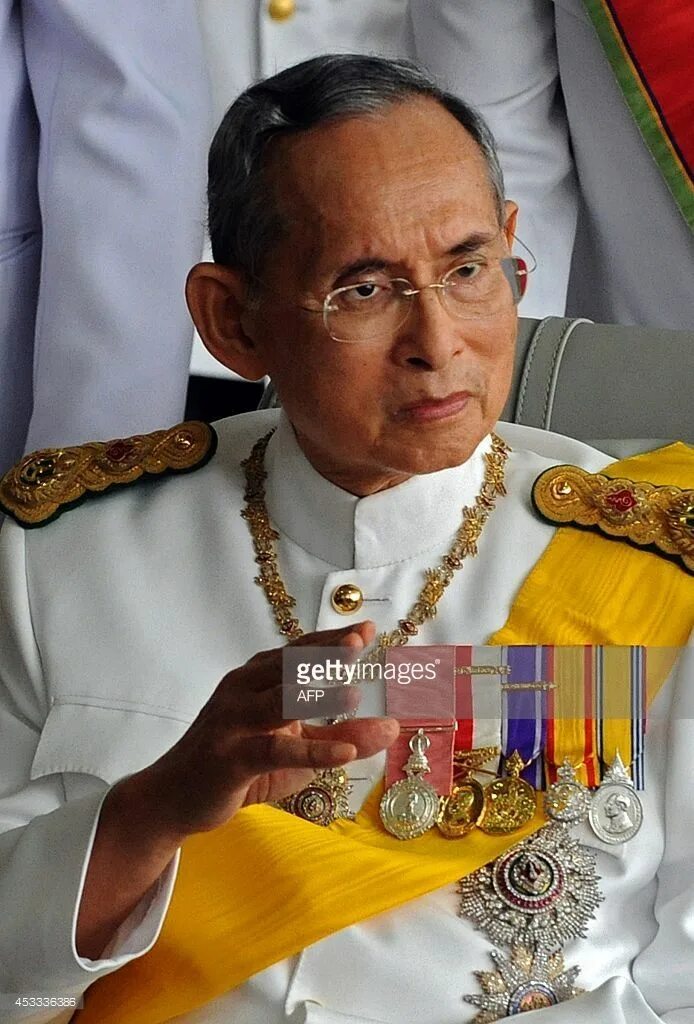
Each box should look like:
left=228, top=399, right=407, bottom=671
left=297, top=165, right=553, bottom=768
left=437, top=746, right=499, bottom=838
left=479, top=750, right=537, bottom=835
left=437, top=779, right=485, bottom=838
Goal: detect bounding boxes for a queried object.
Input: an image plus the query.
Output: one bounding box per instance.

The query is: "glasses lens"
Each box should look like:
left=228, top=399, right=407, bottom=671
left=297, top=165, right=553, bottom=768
left=325, top=281, right=410, bottom=342
left=440, top=259, right=521, bottom=318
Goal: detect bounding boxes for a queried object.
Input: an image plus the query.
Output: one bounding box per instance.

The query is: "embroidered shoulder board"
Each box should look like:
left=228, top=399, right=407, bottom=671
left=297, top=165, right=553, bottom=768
left=532, top=464, right=694, bottom=574
left=0, top=421, right=217, bottom=529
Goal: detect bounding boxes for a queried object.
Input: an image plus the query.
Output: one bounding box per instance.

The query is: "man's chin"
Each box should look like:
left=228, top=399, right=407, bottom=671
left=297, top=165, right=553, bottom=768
left=392, top=417, right=492, bottom=476
left=387, top=438, right=489, bottom=478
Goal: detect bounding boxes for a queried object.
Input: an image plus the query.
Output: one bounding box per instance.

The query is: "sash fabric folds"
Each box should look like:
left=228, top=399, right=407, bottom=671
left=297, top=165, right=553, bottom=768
left=77, top=444, right=693, bottom=1024
left=583, top=0, right=694, bottom=228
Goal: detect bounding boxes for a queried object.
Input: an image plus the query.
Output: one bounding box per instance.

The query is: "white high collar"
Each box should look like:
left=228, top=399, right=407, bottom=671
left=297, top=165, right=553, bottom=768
left=264, top=412, right=490, bottom=571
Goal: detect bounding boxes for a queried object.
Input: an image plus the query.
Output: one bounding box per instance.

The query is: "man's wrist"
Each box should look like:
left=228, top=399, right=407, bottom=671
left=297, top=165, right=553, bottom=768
left=102, top=769, right=189, bottom=859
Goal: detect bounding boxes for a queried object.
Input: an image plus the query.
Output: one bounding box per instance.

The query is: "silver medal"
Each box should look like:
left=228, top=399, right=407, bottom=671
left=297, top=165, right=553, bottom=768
left=544, top=758, right=591, bottom=825
left=380, top=729, right=439, bottom=839
left=589, top=753, right=643, bottom=845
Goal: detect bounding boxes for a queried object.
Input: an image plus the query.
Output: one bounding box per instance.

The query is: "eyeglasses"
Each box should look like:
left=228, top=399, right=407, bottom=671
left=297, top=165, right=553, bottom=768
left=248, top=240, right=535, bottom=343
left=314, top=255, right=531, bottom=343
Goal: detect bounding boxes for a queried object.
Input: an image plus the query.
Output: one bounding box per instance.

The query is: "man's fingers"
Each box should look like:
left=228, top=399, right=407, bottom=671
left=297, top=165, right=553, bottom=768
left=237, top=621, right=376, bottom=694
left=232, top=733, right=358, bottom=776
left=230, top=719, right=399, bottom=788
left=219, top=684, right=286, bottom=729
left=302, top=717, right=400, bottom=758
left=289, top=620, right=377, bottom=651
left=218, top=679, right=361, bottom=729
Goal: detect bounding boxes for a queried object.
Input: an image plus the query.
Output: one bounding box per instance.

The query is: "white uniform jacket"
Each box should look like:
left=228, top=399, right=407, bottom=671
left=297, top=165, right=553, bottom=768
left=0, top=410, right=692, bottom=1023
left=405, top=0, right=694, bottom=327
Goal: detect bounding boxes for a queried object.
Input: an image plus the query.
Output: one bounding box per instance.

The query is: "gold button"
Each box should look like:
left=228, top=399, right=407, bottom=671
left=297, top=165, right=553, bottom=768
left=331, top=583, right=364, bottom=615
left=268, top=0, right=296, bottom=20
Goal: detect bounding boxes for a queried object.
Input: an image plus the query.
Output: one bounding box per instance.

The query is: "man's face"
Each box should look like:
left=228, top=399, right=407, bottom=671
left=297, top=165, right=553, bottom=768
left=243, top=97, right=518, bottom=495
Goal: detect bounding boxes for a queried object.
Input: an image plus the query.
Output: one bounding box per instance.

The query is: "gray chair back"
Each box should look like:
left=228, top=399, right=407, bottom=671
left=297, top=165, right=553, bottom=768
left=504, top=317, right=693, bottom=456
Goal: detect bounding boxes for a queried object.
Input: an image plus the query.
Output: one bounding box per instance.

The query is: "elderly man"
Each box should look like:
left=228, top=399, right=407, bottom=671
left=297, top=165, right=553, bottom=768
left=0, top=56, right=692, bottom=1024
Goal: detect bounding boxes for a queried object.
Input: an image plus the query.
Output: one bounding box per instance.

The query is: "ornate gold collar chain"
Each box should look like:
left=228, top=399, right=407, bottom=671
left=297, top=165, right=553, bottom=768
left=241, top=428, right=510, bottom=651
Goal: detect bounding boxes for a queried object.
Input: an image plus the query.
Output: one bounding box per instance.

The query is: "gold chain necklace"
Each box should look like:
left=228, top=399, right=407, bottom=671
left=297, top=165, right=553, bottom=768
left=241, top=428, right=509, bottom=825
left=241, top=429, right=510, bottom=651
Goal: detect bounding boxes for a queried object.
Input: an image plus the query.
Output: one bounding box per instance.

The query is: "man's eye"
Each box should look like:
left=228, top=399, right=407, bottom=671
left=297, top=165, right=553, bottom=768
left=451, top=262, right=485, bottom=281
left=350, top=282, right=382, bottom=300
left=332, top=282, right=390, bottom=311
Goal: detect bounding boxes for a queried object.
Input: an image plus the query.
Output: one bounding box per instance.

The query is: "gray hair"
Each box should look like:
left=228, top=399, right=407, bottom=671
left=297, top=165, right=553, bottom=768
left=208, top=54, right=505, bottom=278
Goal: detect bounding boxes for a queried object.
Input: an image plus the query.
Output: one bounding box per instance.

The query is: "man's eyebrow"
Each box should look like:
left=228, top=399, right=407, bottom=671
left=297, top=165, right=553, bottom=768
left=447, top=232, right=500, bottom=257
left=333, top=257, right=390, bottom=281
left=331, top=233, right=501, bottom=282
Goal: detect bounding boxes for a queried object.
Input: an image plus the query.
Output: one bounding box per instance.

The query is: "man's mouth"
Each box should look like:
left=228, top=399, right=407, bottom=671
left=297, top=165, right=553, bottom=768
left=395, top=391, right=473, bottom=423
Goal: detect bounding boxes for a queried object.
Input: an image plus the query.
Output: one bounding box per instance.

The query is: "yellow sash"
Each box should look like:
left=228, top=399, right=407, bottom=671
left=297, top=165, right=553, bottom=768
left=77, top=444, right=693, bottom=1024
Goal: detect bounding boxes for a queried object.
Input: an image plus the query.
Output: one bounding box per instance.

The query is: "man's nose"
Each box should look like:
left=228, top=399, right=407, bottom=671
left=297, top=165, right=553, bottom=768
left=392, top=286, right=465, bottom=371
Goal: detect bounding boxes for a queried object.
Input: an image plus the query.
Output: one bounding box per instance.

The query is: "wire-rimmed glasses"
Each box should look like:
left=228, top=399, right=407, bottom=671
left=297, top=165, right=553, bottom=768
left=320, top=255, right=532, bottom=343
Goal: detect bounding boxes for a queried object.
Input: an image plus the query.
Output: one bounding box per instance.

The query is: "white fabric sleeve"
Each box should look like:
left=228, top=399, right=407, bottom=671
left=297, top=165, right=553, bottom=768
left=0, top=523, right=178, bottom=1017
left=404, top=0, right=579, bottom=319
left=19, top=0, right=211, bottom=453
left=631, top=640, right=694, bottom=1023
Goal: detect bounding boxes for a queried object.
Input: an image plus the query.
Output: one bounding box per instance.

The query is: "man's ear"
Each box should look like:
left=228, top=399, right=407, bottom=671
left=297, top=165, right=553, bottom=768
left=185, top=262, right=267, bottom=381
left=502, top=200, right=519, bottom=249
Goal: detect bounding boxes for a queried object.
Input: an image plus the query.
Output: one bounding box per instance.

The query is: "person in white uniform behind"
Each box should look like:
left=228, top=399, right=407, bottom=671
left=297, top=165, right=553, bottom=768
left=0, top=1, right=210, bottom=476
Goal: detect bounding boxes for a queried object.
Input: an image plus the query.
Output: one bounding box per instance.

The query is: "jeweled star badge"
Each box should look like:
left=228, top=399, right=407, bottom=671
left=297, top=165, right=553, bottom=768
left=457, top=823, right=603, bottom=949
left=279, top=767, right=352, bottom=826
left=464, top=944, right=582, bottom=1023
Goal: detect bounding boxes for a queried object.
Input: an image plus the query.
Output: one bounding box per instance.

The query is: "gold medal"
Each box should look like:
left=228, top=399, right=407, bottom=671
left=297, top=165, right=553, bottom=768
left=478, top=750, right=537, bottom=835
left=437, top=746, right=499, bottom=838
left=437, top=779, right=485, bottom=838
left=380, top=730, right=440, bottom=840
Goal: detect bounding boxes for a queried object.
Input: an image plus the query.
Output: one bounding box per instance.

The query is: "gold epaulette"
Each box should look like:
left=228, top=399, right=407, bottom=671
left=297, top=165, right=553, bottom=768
left=0, top=422, right=217, bottom=528
left=532, top=464, right=694, bottom=574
